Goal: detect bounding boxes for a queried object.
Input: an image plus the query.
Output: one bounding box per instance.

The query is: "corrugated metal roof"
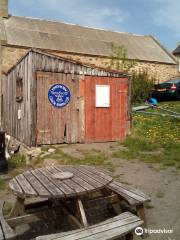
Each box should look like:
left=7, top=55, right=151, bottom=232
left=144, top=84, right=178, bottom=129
left=1, top=16, right=177, bottom=64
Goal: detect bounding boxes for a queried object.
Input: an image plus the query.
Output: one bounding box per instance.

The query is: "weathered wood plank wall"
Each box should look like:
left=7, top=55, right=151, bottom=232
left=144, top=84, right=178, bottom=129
left=2, top=52, right=33, bottom=146
left=36, top=71, right=81, bottom=144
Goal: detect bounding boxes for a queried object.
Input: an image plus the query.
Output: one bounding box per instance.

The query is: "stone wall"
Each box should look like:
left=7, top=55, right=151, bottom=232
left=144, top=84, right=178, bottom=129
left=2, top=46, right=28, bottom=73
left=1, top=46, right=179, bottom=83
left=131, top=62, right=179, bottom=83
left=173, top=54, right=180, bottom=72
left=0, top=0, right=8, bottom=18
left=50, top=51, right=179, bottom=83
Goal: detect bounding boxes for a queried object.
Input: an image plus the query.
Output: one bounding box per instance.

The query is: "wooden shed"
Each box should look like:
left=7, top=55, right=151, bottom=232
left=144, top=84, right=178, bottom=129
left=2, top=49, right=131, bottom=147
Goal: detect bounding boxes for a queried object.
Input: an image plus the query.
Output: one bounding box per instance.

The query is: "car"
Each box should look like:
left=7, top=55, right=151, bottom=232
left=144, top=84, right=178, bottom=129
left=152, top=78, right=180, bottom=100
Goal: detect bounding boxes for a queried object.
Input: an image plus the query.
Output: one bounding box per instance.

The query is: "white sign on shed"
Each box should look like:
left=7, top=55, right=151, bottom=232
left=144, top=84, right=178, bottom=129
left=95, top=85, right=110, bottom=107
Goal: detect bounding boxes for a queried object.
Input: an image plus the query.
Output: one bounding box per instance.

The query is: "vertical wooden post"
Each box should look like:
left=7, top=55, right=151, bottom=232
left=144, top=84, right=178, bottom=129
left=79, top=75, right=85, bottom=143
left=127, top=76, right=132, bottom=134
left=136, top=204, right=148, bottom=238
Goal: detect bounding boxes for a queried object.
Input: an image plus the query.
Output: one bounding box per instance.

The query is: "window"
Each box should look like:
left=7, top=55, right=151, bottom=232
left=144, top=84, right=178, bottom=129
left=96, top=85, right=110, bottom=107
left=16, top=77, right=23, bottom=102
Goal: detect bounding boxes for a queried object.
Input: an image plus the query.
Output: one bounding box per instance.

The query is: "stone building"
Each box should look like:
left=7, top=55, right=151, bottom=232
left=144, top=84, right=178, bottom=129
left=0, top=0, right=178, bottom=79
left=0, top=0, right=178, bottom=96
left=173, top=44, right=180, bottom=58
left=173, top=44, right=180, bottom=72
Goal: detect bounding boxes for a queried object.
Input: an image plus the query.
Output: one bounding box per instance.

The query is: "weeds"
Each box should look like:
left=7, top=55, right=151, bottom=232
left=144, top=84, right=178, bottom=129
left=8, top=154, right=26, bottom=168
left=32, top=148, right=114, bottom=172
left=123, top=137, right=160, bottom=152
left=112, top=101, right=180, bottom=168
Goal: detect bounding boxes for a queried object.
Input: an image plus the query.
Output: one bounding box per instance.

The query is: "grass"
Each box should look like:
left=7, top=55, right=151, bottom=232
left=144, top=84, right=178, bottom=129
left=8, top=154, right=26, bottom=168
left=123, top=137, right=160, bottom=152
left=133, top=101, right=180, bottom=144
left=7, top=154, right=27, bottom=178
left=112, top=101, right=180, bottom=168
left=33, top=148, right=114, bottom=171
left=7, top=101, right=180, bottom=171
left=32, top=102, right=179, bottom=171
left=0, top=177, right=6, bottom=190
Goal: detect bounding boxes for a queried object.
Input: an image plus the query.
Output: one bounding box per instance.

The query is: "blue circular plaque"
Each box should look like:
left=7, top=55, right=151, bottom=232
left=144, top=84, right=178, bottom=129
left=48, top=84, right=71, bottom=108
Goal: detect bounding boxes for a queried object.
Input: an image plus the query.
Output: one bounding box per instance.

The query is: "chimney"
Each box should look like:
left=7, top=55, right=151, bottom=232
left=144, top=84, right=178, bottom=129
left=0, top=0, right=8, bottom=18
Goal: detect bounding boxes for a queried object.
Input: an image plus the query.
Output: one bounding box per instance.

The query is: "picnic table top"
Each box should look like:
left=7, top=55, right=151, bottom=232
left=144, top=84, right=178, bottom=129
left=9, top=165, right=112, bottom=199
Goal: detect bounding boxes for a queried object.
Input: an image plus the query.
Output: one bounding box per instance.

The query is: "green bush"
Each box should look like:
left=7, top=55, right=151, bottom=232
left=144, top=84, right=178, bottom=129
left=8, top=154, right=26, bottom=168
left=131, top=71, right=155, bottom=103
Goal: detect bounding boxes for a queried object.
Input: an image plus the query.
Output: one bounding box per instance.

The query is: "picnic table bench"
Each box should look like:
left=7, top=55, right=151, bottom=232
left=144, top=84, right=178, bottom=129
left=0, top=201, right=16, bottom=240
left=106, top=181, right=151, bottom=238
left=36, top=212, right=143, bottom=240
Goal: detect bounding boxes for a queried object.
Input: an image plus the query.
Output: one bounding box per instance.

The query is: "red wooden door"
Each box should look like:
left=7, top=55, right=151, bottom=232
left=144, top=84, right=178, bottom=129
left=36, top=72, right=81, bottom=145
left=84, top=76, right=129, bottom=142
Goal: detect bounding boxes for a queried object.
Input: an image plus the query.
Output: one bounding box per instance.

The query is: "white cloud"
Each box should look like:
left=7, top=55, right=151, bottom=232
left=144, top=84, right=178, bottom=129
left=66, top=7, right=128, bottom=28
left=43, top=0, right=128, bottom=28
left=10, top=0, right=128, bottom=29
left=153, top=0, right=180, bottom=37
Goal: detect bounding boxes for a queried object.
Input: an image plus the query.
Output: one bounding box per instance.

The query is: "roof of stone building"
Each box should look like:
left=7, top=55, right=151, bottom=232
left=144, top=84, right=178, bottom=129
left=173, top=44, right=180, bottom=55
left=0, top=15, right=177, bottom=64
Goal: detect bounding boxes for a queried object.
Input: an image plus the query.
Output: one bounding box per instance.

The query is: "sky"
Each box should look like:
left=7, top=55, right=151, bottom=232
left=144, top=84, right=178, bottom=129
left=9, top=0, right=180, bottom=51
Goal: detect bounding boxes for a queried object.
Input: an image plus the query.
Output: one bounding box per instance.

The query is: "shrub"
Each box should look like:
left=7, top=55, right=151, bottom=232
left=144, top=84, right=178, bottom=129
left=131, top=71, right=155, bottom=103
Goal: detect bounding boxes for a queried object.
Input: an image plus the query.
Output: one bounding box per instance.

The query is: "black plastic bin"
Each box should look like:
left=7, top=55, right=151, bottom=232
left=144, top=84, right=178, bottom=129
left=0, top=131, right=8, bottom=173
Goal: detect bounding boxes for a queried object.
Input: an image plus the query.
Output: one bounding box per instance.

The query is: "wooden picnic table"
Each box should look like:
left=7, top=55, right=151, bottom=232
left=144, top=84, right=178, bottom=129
left=2, top=165, right=150, bottom=239
left=9, top=165, right=112, bottom=198
left=7, top=165, right=113, bottom=229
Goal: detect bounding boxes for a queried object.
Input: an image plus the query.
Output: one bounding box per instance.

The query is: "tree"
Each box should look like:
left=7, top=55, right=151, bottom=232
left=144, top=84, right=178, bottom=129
left=107, top=44, right=156, bottom=103
left=107, top=44, right=137, bottom=72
